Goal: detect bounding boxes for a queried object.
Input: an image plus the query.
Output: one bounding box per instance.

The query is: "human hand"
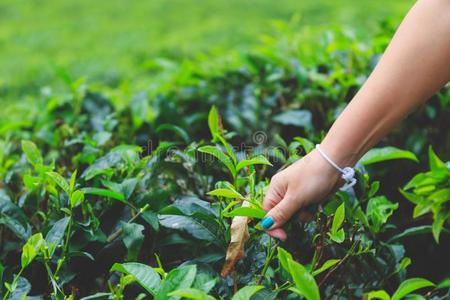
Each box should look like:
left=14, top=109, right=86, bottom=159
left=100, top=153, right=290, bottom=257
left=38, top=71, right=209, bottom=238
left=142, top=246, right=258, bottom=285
left=261, top=149, right=342, bottom=240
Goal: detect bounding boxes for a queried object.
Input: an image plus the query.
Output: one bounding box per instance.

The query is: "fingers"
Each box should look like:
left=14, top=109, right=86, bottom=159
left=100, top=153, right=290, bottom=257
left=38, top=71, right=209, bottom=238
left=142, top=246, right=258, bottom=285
left=263, top=174, right=287, bottom=211
left=261, top=192, right=303, bottom=231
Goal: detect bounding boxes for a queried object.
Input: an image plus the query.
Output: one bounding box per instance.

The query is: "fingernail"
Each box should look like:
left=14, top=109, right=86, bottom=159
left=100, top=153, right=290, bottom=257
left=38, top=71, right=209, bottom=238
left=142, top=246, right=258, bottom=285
left=261, top=216, right=274, bottom=229
left=305, top=204, right=318, bottom=214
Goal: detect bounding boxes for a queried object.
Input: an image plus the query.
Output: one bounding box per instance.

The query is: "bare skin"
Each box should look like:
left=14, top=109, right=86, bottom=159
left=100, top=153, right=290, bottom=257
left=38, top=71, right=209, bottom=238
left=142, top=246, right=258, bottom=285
left=263, top=0, right=450, bottom=241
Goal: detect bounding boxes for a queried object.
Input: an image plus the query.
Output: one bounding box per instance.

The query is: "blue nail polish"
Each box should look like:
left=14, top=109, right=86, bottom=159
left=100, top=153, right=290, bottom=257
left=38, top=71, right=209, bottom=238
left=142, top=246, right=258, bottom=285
left=261, top=216, right=274, bottom=229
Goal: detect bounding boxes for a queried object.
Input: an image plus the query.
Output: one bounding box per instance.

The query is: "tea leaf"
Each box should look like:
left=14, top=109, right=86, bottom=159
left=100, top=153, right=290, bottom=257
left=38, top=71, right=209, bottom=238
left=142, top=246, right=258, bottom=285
left=21, top=140, right=43, bottom=166
left=81, top=187, right=126, bottom=202
left=207, top=188, right=244, bottom=199
left=288, top=259, right=320, bottom=300
left=236, top=155, right=272, bottom=172
left=169, top=288, right=216, bottom=300
left=360, top=147, right=418, bottom=165
left=156, top=265, right=197, bottom=300
left=221, top=201, right=251, bottom=277
left=391, top=278, right=434, bottom=300
left=231, top=285, right=264, bottom=300
left=198, top=145, right=236, bottom=177
left=111, top=262, right=161, bottom=296
left=46, top=172, right=70, bottom=194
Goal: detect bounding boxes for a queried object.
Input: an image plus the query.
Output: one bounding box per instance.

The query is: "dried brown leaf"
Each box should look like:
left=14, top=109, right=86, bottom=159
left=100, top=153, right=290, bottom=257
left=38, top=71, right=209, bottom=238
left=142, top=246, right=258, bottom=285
left=221, top=201, right=251, bottom=277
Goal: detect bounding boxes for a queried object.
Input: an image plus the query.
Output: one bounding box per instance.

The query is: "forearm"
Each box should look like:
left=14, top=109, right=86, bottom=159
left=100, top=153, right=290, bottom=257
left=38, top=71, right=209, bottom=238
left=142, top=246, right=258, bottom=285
left=321, top=0, right=450, bottom=166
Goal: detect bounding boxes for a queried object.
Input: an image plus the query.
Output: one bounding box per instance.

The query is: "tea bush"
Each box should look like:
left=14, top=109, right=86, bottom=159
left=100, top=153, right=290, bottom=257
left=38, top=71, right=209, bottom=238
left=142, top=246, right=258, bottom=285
left=0, top=20, right=449, bottom=299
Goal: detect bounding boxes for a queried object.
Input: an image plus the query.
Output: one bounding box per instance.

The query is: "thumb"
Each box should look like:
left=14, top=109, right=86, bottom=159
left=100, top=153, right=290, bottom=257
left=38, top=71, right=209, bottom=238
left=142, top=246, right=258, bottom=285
left=260, top=192, right=301, bottom=231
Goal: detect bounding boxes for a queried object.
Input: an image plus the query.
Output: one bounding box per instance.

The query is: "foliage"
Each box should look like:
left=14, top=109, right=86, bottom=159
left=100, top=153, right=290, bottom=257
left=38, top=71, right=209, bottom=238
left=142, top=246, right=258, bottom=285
left=0, top=19, right=449, bottom=299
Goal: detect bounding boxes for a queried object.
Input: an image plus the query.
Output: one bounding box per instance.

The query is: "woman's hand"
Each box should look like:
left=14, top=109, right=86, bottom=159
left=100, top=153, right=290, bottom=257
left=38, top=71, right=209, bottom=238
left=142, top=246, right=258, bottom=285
left=261, top=149, right=342, bottom=241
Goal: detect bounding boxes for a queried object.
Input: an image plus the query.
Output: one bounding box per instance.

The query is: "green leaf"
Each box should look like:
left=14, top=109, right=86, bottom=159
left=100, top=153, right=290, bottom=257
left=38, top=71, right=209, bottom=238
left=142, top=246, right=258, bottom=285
left=70, top=190, right=85, bottom=208
left=432, top=212, right=446, bottom=243
left=207, top=188, right=244, bottom=199
left=0, top=191, right=31, bottom=240
left=428, top=146, right=446, bottom=172
left=169, top=288, right=216, bottom=300
left=368, top=181, right=380, bottom=198
left=155, top=265, right=197, bottom=300
left=46, top=172, right=70, bottom=194
left=366, top=196, right=398, bottom=233
left=121, top=222, right=145, bottom=261
left=277, top=247, right=294, bottom=273
left=231, top=285, right=264, bottom=300
left=236, top=155, right=272, bottom=172
left=331, top=203, right=345, bottom=234
left=223, top=206, right=266, bottom=219
left=158, top=215, right=220, bottom=242
left=312, top=259, right=340, bottom=276
left=396, top=257, right=411, bottom=273
left=293, top=137, right=315, bottom=153
left=366, top=290, right=390, bottom=300
left=21, top=233, right=45, bottom=268
left=81, top=187, right=126, bottom=202
left=69, top=170, right=78, bottom=194
left=45, top=217, right=70, bottom=256
left=391, top=278, right=434, bottom=300
left=288, top=259, right=320, bottom=300
left=198, top=145, right=236, bottom=177
left=208, top=105, right=221, bottom=141
left=21, top=140, right=43, bottom=166
left=437, top=278, right=450, bottom=289
left=388, top=225, right=433, bottom=243
left=360, top=147, right=418, bottom=165
left=111, top=262, right=161, bottom=296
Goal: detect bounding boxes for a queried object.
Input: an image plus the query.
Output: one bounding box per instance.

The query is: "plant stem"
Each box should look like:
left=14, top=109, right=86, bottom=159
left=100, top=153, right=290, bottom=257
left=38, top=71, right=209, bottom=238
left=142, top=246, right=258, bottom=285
left=3, top=268, right=24, bottom=300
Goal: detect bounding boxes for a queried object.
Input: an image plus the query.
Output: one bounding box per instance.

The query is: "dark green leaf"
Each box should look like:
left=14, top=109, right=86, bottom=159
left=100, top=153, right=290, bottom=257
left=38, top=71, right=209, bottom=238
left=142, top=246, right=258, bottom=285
left=273, top=110, right=312, bottom=129
left=121, top=222, right=145, bottom=261
left=81, top=187, right=126, bottom=202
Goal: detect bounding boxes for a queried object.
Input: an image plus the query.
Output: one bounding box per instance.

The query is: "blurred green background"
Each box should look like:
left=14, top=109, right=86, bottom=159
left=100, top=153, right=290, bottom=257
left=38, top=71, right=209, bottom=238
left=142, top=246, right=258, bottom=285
left=0, top=0, right=414, bottom=102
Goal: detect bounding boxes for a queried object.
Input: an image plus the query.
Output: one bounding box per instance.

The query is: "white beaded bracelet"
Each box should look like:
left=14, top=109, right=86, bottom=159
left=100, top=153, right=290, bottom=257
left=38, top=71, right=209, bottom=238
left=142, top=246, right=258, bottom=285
left=315, top=144, right=357, bottom=191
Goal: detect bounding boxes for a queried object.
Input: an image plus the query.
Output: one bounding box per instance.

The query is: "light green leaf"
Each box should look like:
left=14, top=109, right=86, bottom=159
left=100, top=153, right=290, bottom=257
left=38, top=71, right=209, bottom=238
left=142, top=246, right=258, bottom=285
left=231, top=285, right=264, bottom=300
left=236, top=155, right=272, bottom=172
left=208, top=105, right=220, bottom=141
left=69, top=170, right=78, bottom=194
left=277, top=247, right=294, bottom=273
left=70, top=190, right=85, bottom=208
left=391, top=278, right=434, bottom=300
left=428, top=146, right=446, bottom=172
left=223, top=206, right=266, bottom=219
left=46, top=172, right=70, bottom=194
left=293, top=137, right=315, bottom=153
left=169, top=288, right=216, bottom=300
left=432, top=212, right=446, bottom=243
left=331, top=203, right=345, bottom=234
left=156, top=265, right=197, bottom=300
left=21, top=140, right=43, bottom=166
left=81, top=187, right=126, bottom=202
left=198, top=145, right=235, bottom=177
left=366, top=290, right=390, bottom=300
left=312, top=259, right=340, bottom=276
left=329, top=228, right=345, bottom=243
left=111, top=262, right=161, bottom=296
left=437, top=278, right=450, bottom=289
left=207, top=188, right=244, bottom=199
left=288, top=259, right=320, bottom=300
left=366, top=196, right=398, bottom=233
left=360, top=147, right=418, bottom=165
left=396, top=257, right=411, bottom=273
left=21, top=233, right=45, bottom=268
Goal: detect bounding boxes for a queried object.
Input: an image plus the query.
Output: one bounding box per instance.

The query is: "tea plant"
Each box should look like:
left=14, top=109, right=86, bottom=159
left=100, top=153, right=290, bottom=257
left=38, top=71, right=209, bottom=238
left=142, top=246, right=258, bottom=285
left=0, top=20, right=449, bottom=299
